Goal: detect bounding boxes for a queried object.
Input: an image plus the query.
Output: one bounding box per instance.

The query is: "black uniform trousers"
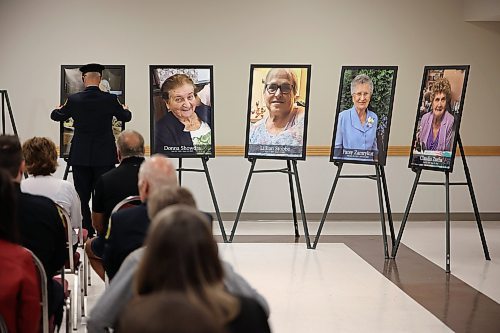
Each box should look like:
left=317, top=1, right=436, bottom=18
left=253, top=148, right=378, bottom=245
left=72, top=165, right=115, bottom=236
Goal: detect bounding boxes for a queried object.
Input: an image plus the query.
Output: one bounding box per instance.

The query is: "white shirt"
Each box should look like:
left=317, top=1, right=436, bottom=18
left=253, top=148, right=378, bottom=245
left=21, top=175, right=82, bottom=244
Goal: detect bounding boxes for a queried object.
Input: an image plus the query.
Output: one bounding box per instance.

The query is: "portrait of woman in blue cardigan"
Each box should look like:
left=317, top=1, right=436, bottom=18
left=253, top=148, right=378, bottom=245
left=333, top=74, right=378, bottom=162
left=154, top=74, right=212, bottom=156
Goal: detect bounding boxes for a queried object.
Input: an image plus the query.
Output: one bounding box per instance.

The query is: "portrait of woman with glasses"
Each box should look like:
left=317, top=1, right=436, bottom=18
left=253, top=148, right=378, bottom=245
left=247, top=68, right=306, bottom=157
left=333, top=74, right=379, bottom=161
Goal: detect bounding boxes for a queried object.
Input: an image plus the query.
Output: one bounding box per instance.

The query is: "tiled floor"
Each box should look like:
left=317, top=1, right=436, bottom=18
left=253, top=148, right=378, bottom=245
left=69, top=220, right=500, bottom=332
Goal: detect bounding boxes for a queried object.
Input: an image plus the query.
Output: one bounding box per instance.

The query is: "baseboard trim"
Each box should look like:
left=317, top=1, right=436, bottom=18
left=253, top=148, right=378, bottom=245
left=214, top=212, right=500, bottom=222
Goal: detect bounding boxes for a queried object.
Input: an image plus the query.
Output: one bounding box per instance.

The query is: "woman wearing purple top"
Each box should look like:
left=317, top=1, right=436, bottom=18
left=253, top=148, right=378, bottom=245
left=417, top=78, right=455, bottom=151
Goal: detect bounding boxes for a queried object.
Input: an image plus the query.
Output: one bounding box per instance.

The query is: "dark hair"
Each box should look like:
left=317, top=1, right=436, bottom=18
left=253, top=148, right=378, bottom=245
left=160, top=74, right=196, bottom=100
left=117, top=130, right=145, bottom=159
left=147, top=185, right=196, bottom=220
left=135, top=206, right=239, bottom=325
left=22, top=137, right=58, bottom=176
left=116, top=291, right=224, bottom=333
left=0, top=135, right=23, bottom=178
left=0, top=168, right=19, bottom=243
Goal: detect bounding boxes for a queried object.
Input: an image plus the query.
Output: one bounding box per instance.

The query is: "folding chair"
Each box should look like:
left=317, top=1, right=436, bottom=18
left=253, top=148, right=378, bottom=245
left=55, top=204, right=85, bottom=331
left=103, top=195, right=142, bottom=285
left=28, top=250, right=50, bottom=333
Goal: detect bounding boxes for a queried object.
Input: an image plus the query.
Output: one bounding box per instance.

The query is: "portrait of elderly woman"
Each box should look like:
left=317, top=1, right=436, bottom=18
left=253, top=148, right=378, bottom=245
left=416, top=77, right=455, bottom=152
left=333, top=74, right=378, bottom=161
left=154, top=73, right=212, bottom=156
left=247, top=66, right=310, bottom=159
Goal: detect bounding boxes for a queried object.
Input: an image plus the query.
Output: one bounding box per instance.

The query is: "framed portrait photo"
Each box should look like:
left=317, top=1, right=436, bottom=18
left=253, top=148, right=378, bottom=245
left=59, top=65, right=126, bottom=158
left=150, top=65, right=214, bottom=158
left=409, top=65, right=470, bottom=172
left=330, top=66, right=398, bottom=166
left=245, top=64, right=311, bottom=160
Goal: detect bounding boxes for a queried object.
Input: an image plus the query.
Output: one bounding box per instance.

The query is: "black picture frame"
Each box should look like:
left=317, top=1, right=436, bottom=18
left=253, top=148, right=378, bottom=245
left=149, top=65, right=215, bottom=158
left=58, top=65, right=126, bottom=158
left=330, top=66, right=398, bottom=166
left=408, top=65, right=470, bottom=173
left=245, top=64, right=311, bottom=160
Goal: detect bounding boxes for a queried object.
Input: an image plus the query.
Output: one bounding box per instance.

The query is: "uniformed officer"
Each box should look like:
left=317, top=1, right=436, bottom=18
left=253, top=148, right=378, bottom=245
left=51, top=63, right=132, bottom=235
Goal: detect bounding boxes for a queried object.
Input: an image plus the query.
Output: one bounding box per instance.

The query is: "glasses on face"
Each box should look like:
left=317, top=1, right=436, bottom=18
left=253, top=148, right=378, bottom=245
left=265, top=83, right=294, bottom=95
left=352, top=92, right=370, bottom=99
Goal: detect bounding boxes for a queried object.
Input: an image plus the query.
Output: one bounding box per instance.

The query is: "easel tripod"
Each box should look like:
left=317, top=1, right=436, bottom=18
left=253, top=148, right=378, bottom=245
left=228, top=158, right=312, bottom=249
left=313, top=161, right=396, bottom=258
left=177, top=157, right=228, bottom=242
left=391, top=135, right=490, bottom=273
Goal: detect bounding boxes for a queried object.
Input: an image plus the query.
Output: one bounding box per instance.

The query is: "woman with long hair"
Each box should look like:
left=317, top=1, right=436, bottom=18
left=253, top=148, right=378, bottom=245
left=131, top=205, right=271, bottom=333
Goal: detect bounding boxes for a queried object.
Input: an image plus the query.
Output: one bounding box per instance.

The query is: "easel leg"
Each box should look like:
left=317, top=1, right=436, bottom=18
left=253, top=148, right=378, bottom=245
left=178, top=158, right=183, bottom=186
left=229, top=159, right=256, bottom=242
left=287, top=160, right=299, bottom=238
left=445, top=171, right=451, bottom=273
left=201, top=158, right=228, bottom=242
left=63, top=163, right=71, bottom=181
left=458, top=137, right=490, bottom=260
left=313, top=164, right=343, bottom=248
left=392, top=169, right=422, bottom=257
left=291, top=160, right=311, bottom=249
left=380, top=165, right=396, bottom=248
left=375, top=165, right=389, bottom=259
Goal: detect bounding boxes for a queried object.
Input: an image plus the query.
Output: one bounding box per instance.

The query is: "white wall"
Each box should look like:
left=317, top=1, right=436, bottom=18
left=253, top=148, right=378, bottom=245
left=2, top=0, right=499, bottom=213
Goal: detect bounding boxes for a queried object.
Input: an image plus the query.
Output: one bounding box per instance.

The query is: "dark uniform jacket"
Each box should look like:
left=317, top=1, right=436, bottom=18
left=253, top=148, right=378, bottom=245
left=103, top=203, right=149, bottom=280
left=51, top=86, right=132, bottom=166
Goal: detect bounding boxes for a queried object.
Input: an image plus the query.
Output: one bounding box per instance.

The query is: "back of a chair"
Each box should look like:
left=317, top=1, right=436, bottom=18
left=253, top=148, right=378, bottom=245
left=111, top=195, right=142, bottom=215
left=106, top=195, right=142, bottom=239
left=28, top=250, right=49, bottom=333
left=55, top=203, right=75, bottom=271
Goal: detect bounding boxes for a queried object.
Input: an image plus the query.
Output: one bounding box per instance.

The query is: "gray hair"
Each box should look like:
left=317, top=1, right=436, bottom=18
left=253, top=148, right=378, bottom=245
left=350, top=74, right=374, bottom=95
left=117, top=130, right=145, bottom=158
left=138, top=154, right=177, bottom=195
left=147, top=185, right=196, bottom=220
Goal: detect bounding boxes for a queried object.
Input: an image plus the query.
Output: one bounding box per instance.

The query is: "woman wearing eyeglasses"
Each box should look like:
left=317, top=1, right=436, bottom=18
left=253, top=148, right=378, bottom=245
left=248, top=68, right=305, bottom=156
left=333, top=74, right=378, bottom=161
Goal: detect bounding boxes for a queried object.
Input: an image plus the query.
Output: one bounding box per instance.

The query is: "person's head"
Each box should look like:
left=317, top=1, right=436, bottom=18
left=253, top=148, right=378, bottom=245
left=22, top=137, right=58, bottom=176
left=263, top=68, right=298, bottom=117
left=135, top=205, right=238, bottom=324
left=430, top=78, right=452, bottom=121
left=80, top=63, right=104, bottom=87
left=137, top=154, right=177, bottom=202
left=161, top=74, right=197, bottom=121
left=0, top=168, right=18, bottom=243
left=350, top=74, right=373, bottom=113
left=116, top=130, right=145, bottom=162
left=0, top=135, right=24, bottom=182
left=116, top=292, right=224, bottom=333
left=147, top=185, right=196, bottom=220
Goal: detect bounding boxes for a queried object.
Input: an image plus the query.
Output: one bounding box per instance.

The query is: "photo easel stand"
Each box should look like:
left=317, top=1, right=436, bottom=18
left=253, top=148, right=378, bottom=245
left=312, top=162, right=395, bottom=258
left=228, top=158, right=312, bottom=249
left=391, top=134, right=490, bottom=273
left=1, top=90, right=19, bottom=136
left=177, top=157, right=228, bottom=243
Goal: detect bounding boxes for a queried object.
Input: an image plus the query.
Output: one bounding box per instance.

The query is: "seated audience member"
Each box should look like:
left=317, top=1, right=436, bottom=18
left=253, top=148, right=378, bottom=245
left=0, top=169, right=41, bottom=333
left=86, top=130, right=145, bottom=280
left=87, top=186, right=269, bottom=333
left=103, top=154, right=177, bottom=280
left=116, top=292, right=223, bottom=333
left=0, top=135, right=66, bottom=329
left=21, top=136, right=82, bottom=248
left=134, top=206, right=271, bottom=333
